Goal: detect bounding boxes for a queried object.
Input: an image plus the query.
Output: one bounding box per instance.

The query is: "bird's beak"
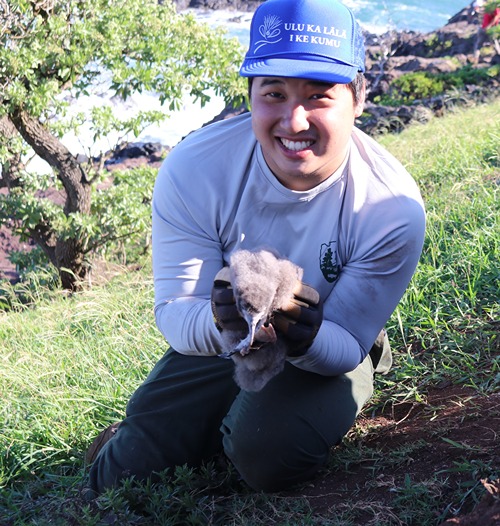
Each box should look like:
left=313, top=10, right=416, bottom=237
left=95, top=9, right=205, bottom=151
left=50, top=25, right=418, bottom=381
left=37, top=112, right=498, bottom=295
left=235, top=314, right=267, bottom=355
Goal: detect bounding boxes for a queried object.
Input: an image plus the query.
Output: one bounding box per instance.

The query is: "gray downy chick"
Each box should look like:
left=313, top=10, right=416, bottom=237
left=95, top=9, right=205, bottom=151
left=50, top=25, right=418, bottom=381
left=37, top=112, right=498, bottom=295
left=221, top=248, right=303, bottom=392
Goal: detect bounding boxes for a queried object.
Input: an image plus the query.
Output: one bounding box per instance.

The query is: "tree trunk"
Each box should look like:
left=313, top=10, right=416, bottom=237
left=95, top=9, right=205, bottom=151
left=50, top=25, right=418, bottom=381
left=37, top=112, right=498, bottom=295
left=0, top=115, right=24, bottom=188
left=10, top=108, right=92, bottom=290
left=10, top=108, right=91, bottom=215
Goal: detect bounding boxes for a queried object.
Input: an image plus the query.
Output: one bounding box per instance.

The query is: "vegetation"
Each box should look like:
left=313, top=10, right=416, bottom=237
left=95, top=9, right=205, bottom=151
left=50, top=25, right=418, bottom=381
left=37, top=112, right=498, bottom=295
left=0, top=0, right=246, bottom=290
left=374, top=65, right=499, bottom=106
left=0, top=96, right=498, bottom=525
left=1, top=165, right=158, bottom=297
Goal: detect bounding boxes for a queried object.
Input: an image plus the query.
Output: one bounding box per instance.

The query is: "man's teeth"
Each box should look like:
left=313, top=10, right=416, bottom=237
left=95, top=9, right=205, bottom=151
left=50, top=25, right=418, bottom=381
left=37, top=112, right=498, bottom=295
left=280, top=138, right=313, bottom=151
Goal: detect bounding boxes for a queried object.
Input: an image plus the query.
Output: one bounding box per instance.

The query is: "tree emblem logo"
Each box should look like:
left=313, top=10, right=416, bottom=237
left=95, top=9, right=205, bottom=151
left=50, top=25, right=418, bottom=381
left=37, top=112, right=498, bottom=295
left=320, top=242, right=339, bottom=283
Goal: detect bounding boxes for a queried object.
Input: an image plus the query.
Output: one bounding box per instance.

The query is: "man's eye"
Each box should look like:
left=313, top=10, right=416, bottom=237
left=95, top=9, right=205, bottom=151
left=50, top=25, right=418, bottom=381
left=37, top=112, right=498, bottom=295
left=266, top=91, right=284, bottom=98
left=311, top=94, right=327, bottom=100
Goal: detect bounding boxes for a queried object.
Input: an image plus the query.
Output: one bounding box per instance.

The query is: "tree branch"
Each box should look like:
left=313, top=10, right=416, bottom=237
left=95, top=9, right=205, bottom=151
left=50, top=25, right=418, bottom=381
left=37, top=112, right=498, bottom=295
left=9, top=108, right=91, bottom=215
left=0, top=115, right=24, bottom=188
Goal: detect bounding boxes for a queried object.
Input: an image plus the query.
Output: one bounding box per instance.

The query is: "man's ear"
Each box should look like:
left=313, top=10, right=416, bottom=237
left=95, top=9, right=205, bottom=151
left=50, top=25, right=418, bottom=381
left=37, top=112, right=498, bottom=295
left=354, top=78, right=366, bottom=118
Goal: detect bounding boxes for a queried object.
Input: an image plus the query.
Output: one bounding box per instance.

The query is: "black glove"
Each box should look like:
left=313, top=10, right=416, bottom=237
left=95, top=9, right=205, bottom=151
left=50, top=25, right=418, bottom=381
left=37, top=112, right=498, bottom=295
left=272, top=281, right=323, bottom=357
left=211, top=267, right=247, bottom=332
left=211, top=267, right=323, bottom=357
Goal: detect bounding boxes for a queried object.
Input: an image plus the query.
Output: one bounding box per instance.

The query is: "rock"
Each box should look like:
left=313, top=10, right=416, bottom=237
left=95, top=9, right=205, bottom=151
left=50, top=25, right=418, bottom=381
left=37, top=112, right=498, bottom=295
left=110, top=142, right=164, bottom=160
left=102, top=142, right=169, bottom=171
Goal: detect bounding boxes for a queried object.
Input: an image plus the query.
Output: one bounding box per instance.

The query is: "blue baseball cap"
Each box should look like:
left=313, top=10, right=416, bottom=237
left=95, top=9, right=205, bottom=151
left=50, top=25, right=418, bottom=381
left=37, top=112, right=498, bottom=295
left=240, top=0, right=365, bottom=84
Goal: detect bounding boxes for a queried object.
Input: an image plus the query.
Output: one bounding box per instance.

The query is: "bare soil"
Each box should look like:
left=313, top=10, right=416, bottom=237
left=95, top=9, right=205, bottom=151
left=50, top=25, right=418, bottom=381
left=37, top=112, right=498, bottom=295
left=294, top=385, right=500, bottom=525
left=0, top=225, right=32, bottom=283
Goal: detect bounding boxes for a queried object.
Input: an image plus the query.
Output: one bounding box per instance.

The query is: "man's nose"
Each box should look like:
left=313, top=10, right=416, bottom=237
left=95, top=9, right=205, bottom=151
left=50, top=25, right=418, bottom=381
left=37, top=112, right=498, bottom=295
left=282, top=103, right=310, bottom=133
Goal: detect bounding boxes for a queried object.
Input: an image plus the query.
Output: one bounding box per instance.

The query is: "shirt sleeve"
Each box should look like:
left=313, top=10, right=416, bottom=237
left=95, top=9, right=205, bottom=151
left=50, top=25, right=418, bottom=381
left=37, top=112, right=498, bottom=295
left=151, top=115, right=258, bottom=356
left=289, top=198, right=425, bottom=375
left=289, top=134, right=426, bottom=376
left=152, top=148, right=225, bottom=356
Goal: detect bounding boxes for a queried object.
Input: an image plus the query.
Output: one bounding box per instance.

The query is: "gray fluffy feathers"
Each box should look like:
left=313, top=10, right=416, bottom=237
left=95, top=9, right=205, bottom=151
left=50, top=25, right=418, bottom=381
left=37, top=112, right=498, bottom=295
left=220, top=248, right=303, bottom=392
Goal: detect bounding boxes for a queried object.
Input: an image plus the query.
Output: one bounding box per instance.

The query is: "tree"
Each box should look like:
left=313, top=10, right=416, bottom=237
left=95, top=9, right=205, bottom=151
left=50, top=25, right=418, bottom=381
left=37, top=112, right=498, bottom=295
left=0, top=0, right=246, bottom=290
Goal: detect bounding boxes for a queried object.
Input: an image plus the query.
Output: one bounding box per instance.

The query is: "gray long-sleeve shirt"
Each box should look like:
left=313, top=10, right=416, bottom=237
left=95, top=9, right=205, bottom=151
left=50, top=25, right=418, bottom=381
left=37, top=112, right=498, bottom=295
left=152, top=113, right=425, bottom=375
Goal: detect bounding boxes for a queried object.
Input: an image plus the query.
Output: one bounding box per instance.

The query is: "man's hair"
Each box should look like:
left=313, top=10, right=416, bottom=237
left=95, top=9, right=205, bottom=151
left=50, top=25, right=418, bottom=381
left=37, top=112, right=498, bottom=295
left=347, top=72, right=366, bottom=106
left=247, top=73, right=366, bottom=106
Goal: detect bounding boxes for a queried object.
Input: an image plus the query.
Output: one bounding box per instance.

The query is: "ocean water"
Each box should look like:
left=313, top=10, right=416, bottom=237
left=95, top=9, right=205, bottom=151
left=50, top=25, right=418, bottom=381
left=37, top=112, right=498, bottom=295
left=28, top=1, right=469, bottom=173
left=197, top=0, right=469, bottom=44
left=341, top=0, right=467, bottom=34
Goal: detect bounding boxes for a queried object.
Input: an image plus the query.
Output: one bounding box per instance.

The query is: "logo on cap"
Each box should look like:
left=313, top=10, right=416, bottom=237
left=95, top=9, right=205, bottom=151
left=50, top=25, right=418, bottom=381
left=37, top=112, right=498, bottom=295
left=255, top=15, right=283, bottom=52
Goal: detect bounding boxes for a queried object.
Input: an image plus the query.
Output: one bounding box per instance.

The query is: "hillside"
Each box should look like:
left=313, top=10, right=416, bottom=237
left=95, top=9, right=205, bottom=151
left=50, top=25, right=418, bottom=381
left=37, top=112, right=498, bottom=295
left=1, top=94, right=499, bottom=526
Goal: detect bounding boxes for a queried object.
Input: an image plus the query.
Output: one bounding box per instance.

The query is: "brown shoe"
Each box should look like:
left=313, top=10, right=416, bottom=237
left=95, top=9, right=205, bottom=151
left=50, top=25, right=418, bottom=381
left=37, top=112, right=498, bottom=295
left=85, top=422, right=120, bottom=465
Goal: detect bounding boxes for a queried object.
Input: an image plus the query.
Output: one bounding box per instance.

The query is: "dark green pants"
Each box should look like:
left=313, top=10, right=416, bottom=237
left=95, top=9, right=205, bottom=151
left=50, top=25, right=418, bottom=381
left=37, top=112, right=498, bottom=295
left=89, top=336, right=390, bottom=493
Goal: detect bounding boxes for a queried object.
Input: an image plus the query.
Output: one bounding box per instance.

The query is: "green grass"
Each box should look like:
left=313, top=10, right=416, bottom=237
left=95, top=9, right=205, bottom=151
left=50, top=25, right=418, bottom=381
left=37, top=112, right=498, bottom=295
left=0, top=98, right=499, bottom=525
left=378, top=100, right=500, bottom=400
left=0, top=271, right=163, bottom=485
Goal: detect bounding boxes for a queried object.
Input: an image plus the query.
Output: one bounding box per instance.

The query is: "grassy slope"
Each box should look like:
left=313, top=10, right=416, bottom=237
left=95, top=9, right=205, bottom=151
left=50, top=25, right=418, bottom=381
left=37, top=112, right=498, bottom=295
left=378, top=100, right=499, bottom=401
left=0, top=98, right=498, bottom=525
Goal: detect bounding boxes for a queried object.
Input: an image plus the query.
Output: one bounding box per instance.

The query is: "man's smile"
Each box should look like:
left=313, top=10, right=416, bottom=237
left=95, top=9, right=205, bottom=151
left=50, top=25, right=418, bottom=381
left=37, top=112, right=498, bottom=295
left=279, top=138, right=315, bottom=152
left=251, top=77, right=364, bottom=190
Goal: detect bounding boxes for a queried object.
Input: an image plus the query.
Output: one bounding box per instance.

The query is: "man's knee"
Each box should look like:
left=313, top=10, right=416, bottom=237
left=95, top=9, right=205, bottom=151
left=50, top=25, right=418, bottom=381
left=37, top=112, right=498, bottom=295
left=223, top=425, right=330, bottom=492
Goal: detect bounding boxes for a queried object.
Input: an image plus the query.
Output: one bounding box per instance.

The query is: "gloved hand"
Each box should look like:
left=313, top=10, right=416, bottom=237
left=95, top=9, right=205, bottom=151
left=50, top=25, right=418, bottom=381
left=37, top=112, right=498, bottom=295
left=211, top=267, right=247, bottom=332
left=211, top=267, right=323, bottom=357
left=272, top=281, right=323, bottom=357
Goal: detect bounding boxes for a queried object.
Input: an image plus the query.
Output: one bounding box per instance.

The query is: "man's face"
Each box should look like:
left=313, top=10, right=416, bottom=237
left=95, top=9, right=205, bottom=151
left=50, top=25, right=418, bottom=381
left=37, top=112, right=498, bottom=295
left=250, top=77, right=364, bottom=191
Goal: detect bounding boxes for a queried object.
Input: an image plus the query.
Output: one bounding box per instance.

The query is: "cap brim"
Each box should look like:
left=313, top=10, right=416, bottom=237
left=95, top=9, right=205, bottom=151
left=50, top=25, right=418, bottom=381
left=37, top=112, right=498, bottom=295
left=240, top=57, right=359, bottom=84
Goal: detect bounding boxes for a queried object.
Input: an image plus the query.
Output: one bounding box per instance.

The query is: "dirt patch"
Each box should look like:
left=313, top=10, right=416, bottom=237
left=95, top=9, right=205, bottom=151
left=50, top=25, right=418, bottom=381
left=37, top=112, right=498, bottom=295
left=441, top=479, right=499, bottom=525
left=0, top=225, right=33, bottom=282
left=294, top=385, right=500, bottom=525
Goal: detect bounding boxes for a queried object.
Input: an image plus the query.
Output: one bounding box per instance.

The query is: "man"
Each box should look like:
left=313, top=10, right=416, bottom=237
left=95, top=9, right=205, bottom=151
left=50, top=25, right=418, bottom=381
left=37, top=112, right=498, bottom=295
left=87, top=0, right=425, bottom=495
